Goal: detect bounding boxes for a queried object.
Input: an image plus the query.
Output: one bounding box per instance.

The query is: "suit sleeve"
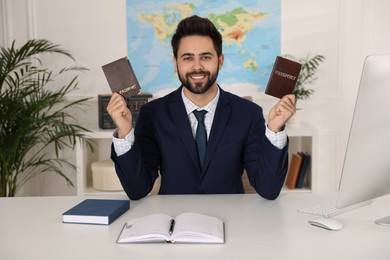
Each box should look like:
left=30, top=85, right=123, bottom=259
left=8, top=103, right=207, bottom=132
left=243, top=107, right=289, bottom=200
left=110, top=107, right=160, bottom=200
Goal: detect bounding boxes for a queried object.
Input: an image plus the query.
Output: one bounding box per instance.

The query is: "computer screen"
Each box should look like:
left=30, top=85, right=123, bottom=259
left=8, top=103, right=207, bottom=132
left=336, top=54, right=390, bottom=224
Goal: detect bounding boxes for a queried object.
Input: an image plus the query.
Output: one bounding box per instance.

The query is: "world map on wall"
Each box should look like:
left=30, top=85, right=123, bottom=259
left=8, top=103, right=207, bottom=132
left=126, top=0, right=280, bottom=96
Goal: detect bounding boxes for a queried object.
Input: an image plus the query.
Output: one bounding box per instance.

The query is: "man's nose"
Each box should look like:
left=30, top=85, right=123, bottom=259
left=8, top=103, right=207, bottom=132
left=193, top=58, right=204, bottom=71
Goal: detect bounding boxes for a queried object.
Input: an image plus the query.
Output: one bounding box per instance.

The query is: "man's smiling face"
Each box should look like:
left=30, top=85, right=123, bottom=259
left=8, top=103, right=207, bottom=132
left=174, top=35, right=224, bottom=95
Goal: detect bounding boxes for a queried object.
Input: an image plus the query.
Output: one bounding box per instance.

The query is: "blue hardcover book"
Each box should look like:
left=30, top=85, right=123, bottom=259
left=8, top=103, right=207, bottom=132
left=296, top=152, right=311, bottom=188
left=62, top=199, right=130, bottom=225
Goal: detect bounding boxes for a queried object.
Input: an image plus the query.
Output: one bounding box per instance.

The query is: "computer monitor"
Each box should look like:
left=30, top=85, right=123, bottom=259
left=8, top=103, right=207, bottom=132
left=336, top=54, right=390, bottom=225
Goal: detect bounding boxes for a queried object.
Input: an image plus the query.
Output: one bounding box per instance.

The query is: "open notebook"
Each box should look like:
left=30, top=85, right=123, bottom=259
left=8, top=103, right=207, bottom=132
left=117, top=212, right=224, bottom=244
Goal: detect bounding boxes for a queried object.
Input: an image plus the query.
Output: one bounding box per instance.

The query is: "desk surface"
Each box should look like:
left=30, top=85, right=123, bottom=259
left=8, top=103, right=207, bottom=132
left=1, top=193, right=389, bottom=260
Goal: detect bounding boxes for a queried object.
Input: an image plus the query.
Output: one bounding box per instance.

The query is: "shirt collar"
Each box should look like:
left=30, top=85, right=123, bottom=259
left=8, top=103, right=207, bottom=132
left=181, top=86, right=220, bottom=115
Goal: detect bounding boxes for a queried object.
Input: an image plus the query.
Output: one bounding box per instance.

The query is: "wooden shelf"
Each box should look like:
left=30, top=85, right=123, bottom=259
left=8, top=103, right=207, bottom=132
left=75, top=125, right=317, bottom=195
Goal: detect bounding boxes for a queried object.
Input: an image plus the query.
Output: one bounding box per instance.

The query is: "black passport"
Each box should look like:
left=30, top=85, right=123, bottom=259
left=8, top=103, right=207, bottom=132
left=102, top=57, right=141, bottom=98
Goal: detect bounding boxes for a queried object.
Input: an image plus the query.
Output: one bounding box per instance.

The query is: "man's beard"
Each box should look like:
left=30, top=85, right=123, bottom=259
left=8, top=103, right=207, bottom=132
left=177, top=66, right=219, bottom=95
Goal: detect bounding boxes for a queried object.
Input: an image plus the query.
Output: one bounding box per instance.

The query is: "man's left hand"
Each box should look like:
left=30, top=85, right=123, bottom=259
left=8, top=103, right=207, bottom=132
left=267, top=94, right=296, bottom=132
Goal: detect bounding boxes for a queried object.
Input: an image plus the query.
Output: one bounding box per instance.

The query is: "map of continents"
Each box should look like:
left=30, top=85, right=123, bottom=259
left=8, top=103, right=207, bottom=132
left=126, top=0, right=280, bottom=96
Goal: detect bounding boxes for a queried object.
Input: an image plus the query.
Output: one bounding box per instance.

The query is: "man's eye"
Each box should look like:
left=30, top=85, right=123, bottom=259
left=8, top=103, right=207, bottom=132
left=202, top=56, right=212, bottom=60
left=183, top=57, right=192, bottom=61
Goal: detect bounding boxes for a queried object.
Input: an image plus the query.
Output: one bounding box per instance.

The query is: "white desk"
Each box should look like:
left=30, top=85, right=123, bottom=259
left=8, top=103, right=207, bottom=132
left=1, top=193, right=389, bottom=260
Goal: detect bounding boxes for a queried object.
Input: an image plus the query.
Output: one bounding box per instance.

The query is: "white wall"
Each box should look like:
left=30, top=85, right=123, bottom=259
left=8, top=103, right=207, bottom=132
left=1, top=0, right=390, bottom=195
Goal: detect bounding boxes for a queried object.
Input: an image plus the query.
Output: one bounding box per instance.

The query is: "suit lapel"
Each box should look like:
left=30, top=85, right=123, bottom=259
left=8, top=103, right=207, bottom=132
left=169, top=88, right=201, bottom=170
left=202, top=89, right=232, bottom=174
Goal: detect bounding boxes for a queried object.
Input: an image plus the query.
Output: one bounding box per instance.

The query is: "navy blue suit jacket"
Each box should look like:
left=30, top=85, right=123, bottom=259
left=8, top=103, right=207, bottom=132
left=111, top=87, right=289, bottom=200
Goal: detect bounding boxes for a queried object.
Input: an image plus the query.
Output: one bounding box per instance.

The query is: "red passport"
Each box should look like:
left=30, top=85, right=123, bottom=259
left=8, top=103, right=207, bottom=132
left=102, top=57, right=141, bottom=98
left=265, top=56, right=302, bottom=99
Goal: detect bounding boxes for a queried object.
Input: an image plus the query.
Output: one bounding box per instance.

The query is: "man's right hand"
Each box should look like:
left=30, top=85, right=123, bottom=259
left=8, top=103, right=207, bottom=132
left=107, top=93, right=133, bottom=139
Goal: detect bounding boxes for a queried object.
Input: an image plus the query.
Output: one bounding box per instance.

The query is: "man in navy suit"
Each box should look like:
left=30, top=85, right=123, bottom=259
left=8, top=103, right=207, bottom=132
left=107, top=15, right=296, bottom=200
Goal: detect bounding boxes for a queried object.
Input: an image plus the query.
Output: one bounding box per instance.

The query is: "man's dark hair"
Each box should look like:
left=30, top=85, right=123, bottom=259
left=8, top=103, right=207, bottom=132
left=171, top=15, right=223, bottom=59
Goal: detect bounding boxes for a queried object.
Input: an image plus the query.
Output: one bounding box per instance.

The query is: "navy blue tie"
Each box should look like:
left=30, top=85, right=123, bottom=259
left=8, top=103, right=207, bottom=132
left=193, top=110, right=207, bottom=169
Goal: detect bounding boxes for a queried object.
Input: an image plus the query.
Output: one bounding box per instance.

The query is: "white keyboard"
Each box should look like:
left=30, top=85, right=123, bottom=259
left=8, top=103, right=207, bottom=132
left=298, top=198, right=372, bottom=218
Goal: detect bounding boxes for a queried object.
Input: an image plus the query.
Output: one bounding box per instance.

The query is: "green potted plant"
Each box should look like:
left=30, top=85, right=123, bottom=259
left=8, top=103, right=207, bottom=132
left=0, top=39, right=93, bottom=197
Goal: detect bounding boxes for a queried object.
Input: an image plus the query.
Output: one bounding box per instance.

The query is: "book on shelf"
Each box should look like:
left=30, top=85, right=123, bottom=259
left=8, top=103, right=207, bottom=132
left=296, top=152, right=311, bottom=188
left=102, top=56, right=141, bottom=98
left=117, top=212, right=225, bottom=244
left=63, top=199, right=130, bottom=225
left=285, top=153, right=303, bottom=189
left=265, top=56, right=302, bottom=99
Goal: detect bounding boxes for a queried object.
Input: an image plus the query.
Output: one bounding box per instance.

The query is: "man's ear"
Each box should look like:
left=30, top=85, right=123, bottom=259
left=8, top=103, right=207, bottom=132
left=219, top=54, right=224, bottom=70
left=172, top=55, right=177, bottom=73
